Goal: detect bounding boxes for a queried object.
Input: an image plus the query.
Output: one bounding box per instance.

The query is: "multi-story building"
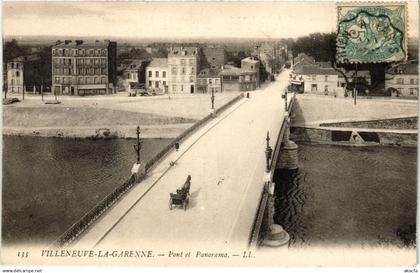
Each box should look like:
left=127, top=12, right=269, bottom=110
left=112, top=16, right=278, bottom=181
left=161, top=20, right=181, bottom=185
left=51, top=40, right=117, bottom=96
left=241, top=57, right=260, bottom=87
left=6, top=57, right=24, bottom=93
left=197, top=68, right=221, bottom=94
left=220, top=65, right=258, bottom=92
left=146, top=58, right=168, bottom=94
left=6, top=55, right=46, bottom=93
left=119, top=59, right=149, bottom=92
left=168, top=47, right=200, bottom=93
left=386, top=63, right=419, bottom=98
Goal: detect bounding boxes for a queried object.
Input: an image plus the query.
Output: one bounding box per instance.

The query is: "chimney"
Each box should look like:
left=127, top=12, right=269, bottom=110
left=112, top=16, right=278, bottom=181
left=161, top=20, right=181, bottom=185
left=55, top=40, right=62, bottom=45
left=75, top=40, right=83, bottom=45
left=64, top=40, right=71, bottom=45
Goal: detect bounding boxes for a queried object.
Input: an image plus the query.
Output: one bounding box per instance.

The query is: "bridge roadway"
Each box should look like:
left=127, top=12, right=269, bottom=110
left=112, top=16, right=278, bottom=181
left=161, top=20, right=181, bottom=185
left=73, top=70, right=291, bottom=250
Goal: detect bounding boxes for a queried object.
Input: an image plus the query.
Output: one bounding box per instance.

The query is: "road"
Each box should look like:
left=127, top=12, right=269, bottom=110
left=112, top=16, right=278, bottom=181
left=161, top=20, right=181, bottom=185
left=73, top=70, right=290, bottom=250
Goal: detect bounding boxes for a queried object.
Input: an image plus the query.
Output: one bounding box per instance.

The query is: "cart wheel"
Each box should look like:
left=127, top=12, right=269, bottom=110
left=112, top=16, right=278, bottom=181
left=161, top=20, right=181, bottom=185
left=169, top=198, right=173, bottom=210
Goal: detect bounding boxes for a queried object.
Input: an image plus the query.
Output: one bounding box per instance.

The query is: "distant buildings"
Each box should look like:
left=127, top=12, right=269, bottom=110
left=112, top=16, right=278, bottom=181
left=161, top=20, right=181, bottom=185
left=386, top=63, right=419, bottom=98
left=168, top=46, right=200, bottom=93
left=146, top=58, right=168, bottom=93
left=51, top=40, right=117, bottom=96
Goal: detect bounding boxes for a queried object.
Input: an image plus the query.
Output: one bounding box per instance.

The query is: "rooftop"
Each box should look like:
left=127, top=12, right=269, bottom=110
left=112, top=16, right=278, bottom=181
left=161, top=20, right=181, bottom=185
left=168, top=47, right=198, bottom=57
left=220, top=66, right=256, bottom=76
left=198, top=68, right=220, bottom=78
left=148, top=58, right=168, bottom=68
left=52, top=40, right=114, bottom=48
left=241, top=57, right=259, bottom=64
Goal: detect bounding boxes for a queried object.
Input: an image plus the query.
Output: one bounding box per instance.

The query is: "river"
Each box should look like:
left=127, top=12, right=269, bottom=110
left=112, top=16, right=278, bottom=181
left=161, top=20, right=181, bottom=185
left=2, top=135, right=172, bottom=246
left=2, top=137, right=417, bottom=248
left=274, top=143, right=417, bottom=248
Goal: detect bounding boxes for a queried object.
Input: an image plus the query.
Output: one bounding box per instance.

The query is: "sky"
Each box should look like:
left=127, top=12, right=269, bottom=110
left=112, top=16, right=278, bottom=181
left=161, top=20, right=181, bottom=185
left=2, top=1, right=419, bottom=39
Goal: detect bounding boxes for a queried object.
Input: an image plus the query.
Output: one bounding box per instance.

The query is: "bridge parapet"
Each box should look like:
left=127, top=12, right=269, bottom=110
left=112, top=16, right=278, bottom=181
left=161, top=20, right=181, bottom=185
left=249, top=92, right=297, bottom=248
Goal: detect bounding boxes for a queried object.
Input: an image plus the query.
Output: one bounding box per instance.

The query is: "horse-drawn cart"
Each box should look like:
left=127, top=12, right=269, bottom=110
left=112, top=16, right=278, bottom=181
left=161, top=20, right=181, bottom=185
left=169, top=189, right=189, bottom=210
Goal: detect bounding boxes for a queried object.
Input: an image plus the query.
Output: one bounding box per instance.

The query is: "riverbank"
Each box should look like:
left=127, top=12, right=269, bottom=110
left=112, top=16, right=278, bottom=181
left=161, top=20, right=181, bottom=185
left=290, top=94, right=418, bottom=147
left=3, top=92, right=240, bottom=139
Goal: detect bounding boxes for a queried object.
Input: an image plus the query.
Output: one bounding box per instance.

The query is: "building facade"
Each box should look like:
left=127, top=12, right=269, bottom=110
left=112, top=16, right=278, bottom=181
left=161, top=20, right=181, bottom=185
left=197, top=68, right=221, bottom=94
left=168, top=47, right=200, bottom=93
left=146, top=58, right=168, bottom=94
left=386, top=63, right=419, bottom=98
left=6, top=58, right=24, bottom=93
left=51, top=40, right=117, bottom=96
left=241, top=57, right=260, bottom=87
left=220, top=66, right=258, bottom=92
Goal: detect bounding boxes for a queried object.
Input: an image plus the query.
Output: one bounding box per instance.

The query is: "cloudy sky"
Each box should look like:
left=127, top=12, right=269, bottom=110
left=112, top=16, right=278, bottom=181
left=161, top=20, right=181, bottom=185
left=3, top=1, right=419, bottom=39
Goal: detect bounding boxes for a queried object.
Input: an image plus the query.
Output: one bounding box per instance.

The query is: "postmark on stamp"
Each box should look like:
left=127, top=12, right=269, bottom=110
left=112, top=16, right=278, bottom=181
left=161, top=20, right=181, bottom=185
left=336, top=3, right=407, bottom=63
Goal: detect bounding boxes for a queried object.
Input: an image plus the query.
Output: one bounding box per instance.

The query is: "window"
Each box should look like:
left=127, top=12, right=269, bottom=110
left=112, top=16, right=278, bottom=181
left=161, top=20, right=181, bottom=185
left=410, top=78, right=415, bottom=85
left=149, top=81, right=152, bottom=87
left=181, top=85, right=184, bottom=92
left=181, top=59, right=186, bottom=65
left=251, top=65, right=254, bottom=69
left=324, top=75, right=328, bottom=82
left=52, top=49, right=56, bottom=55
left=149, top=71, right=152, bottom=77
left=163, top=71, right=166, bottom=78
left=155, top=82, right=159, bottom=88
left=191, top=67, right=195, bottom=74
left=16, top=71, right=19, bottom=77
left=128, top=73, right=131, bottom=79
left=55, top=77, right=60, bottom=84
left=396, top=78, right=404, bottom=84
left=182, top=67, right=186, bottom=75
left=209, top=79, right=212, bottom=84
left=172, top=85, right=177, bottom=92
left=101, top=77, right=107, bottom=84
left=311, top=75, right=316, bottom=80
left=171, top=67, right=177, bottom=75
left=163, top=81, right=166, bottom=86
left=189, top=59, right=195, bottom=65
left=156, top=71, right=159, bottom=77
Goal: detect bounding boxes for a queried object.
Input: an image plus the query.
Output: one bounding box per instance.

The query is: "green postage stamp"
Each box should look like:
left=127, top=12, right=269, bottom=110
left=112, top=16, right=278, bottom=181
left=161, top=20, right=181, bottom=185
left=336, top=3, right=407, bottom=63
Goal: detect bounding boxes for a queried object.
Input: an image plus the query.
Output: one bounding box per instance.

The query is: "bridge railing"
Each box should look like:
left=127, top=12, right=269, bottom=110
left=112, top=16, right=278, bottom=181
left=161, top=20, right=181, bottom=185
left=51, top=93, right=245, bottom=248
left=248, top=92, right=296, bottom=247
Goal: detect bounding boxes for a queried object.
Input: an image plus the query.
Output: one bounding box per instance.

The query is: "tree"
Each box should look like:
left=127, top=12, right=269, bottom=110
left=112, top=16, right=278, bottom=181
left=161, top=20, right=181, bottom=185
left=3, top=39, right=26, bottom=63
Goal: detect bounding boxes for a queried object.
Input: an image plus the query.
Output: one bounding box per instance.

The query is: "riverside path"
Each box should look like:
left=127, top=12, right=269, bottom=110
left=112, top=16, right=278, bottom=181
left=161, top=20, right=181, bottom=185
left=72, top=69, right=291, bottom=250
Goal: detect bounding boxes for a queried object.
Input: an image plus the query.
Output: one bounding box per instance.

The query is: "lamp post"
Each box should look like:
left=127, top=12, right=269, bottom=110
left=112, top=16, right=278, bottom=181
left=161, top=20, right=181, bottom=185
left=265, top=131, right=273, bottom=172
left=133, top=126, right=142, bottom=164
left=284, top=89, right=288, bottom=110
left=353, top=64, right=358, bottom=105
left=211, top=88, right=215, bottom=110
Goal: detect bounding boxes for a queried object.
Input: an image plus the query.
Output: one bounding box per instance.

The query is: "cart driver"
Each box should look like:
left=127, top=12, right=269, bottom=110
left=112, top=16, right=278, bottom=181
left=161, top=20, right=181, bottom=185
left=181, top=175, right=191, bottom=195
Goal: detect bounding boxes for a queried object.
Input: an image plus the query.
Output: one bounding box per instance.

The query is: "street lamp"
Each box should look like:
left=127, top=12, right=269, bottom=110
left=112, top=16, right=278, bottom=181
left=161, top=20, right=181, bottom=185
left=211, top=88, right=215, bottom=110
left=133, top=126, right=142, bottom=164
left=265, top=131, right=273, bottom=172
